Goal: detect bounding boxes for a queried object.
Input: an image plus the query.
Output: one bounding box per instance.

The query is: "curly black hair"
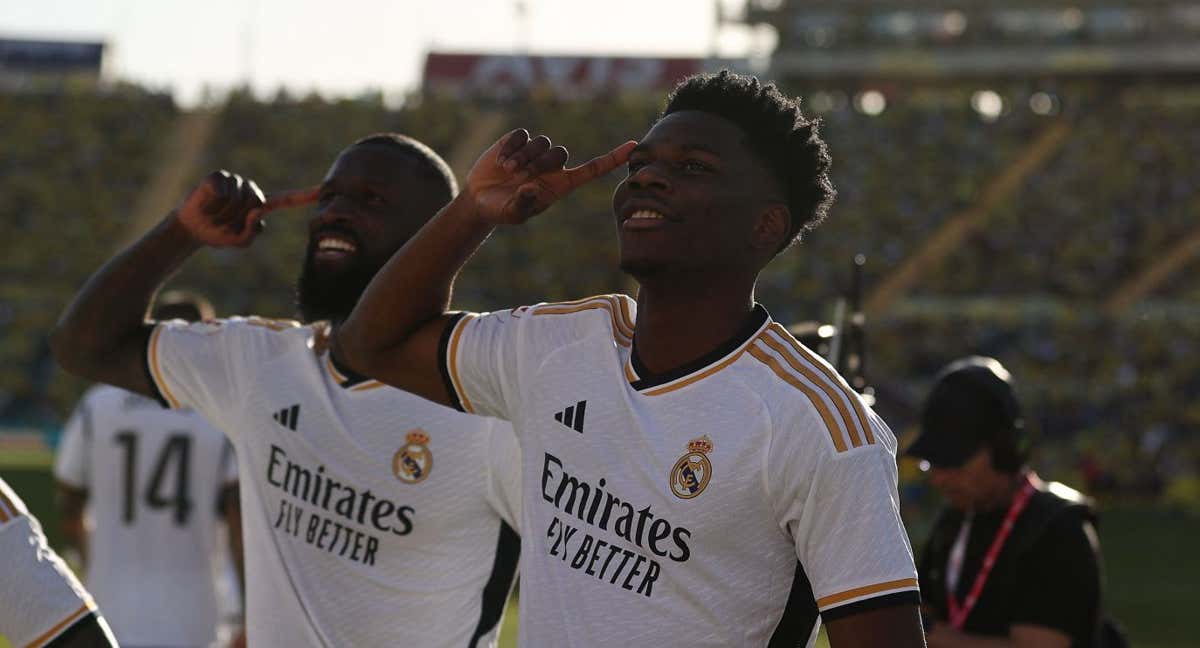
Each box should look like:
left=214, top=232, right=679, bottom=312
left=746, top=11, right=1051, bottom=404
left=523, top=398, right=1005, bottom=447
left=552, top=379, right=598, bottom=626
left=352, top=132, right=458, bottom=203
left=662, top=70, right=836, bottom=250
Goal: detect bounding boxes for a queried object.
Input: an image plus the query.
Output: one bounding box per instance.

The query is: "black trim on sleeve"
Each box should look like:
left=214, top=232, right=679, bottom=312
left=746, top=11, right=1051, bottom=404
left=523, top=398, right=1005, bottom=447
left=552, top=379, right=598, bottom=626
left=46, top=611, right=109, bottom=648
left=820, top=590, right=922, bottom=622
left=327, top=348, right=374, bottom=389
left=629, top=303, right=770, bottom=391
left=437, top=312, right=470, bottom=413
left=767, top=560, right=820, bottom=648
left=142, top=331, right=170, bottom=409
left=468, top=521, right=520, bottom=648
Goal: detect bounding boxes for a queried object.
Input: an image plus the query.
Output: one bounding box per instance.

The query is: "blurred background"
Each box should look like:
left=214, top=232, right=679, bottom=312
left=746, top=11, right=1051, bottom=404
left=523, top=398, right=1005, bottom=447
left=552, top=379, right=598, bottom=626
left=1, top=0, right=1198, bottom=645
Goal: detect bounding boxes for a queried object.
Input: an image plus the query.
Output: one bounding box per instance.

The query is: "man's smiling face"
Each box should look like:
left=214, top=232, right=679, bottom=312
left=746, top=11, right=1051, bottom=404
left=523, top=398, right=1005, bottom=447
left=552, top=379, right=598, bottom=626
left=297, top=142, right=451, bottom=323
left=611, top=110, right=785, bottom=281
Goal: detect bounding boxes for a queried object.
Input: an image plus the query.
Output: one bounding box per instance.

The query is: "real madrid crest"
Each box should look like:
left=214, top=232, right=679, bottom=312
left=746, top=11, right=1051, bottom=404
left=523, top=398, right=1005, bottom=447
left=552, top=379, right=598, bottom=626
left=393, top=429, right=433, bottom=484
left=670, top=436, right=713, bottom=499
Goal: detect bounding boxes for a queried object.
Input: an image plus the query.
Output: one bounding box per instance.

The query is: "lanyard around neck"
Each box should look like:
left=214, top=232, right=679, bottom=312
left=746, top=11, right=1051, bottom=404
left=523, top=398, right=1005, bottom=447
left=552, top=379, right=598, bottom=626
left=946, top=475, right=1036, bottom=630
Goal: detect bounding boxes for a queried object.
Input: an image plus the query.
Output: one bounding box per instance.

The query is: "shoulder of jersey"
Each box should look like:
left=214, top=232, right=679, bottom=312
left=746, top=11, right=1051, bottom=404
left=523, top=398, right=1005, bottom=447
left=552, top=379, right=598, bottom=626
left=213, top=316, right=316, bottom=342
left=225, top=315, right=306, bottom=332
left=162, top=315, right=323, bottom=360
left=86, top=383, right=162, bottom=412
left=80, top=382, right=126, bottom=405
left=740, top=322, right=879, bottom=454
left=523, top=294, right=637, bottom=348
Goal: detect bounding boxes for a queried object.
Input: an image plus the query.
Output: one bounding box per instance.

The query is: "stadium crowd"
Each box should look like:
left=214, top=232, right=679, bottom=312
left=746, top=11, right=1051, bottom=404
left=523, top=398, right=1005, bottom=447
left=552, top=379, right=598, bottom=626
left=2, top=79, right=1198, bottom=508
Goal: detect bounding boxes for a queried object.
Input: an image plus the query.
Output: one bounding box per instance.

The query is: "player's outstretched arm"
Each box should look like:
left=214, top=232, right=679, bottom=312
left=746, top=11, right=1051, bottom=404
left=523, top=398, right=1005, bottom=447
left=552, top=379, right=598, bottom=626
left=826, top=604, right=927, bottom=648
left=50, top=172, right=316, bottom=397
left=335, top=129, right=635, bottom=405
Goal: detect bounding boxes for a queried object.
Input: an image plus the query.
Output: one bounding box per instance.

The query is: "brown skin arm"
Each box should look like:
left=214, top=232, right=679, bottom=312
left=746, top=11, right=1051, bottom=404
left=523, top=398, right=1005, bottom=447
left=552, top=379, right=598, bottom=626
left=220, top=482, right=248, bottom=647
left=335, top=130, right=635, bottom=402
left=925, top=623, right=1070, bottom=648
left=49, top=172, right=317, bottom=393
left=220, top=483, right=245, bottom=604
left=55, top=482, right=89, bottom=568
left=49, top=214, right=200, bottom=397
left=825, top=604, right=927, bottom=648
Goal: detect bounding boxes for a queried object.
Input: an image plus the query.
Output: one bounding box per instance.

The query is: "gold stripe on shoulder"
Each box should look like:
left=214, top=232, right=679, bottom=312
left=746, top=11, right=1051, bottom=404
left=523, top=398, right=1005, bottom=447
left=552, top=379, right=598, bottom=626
left=25, top=601, right=94, bottom=648
left=613, top=295, right=636, bottom=336
left=148, top=326, right=183, bottom=409
left=747, top=344, right=848, bottom=452
left=537, top=294, right=619, bottom=309
left=0, top=492, right=14, bottom=523
left=533, top=296, right=632, bottom=347
left=816, top=578, right=919, bottom=610
left=534, top=295, right=619, bottom=317
left=350, top=381, right=387, bottom=392
left=324, top=354, right=348, bottom=385
left=244, top=316, right=301, bottom=332
left=624, top=359, right=639, bottom=383
left=600, top=295, right=634, bottom=338
left=598, top=295, right=634, bottom=338
left=448, top=314, right=477, bottom=413
left=767, top=323, right=874, bottom=445
left=758, top=333, right=865, bottom=448
left=0, top=488, right=18, bottom=513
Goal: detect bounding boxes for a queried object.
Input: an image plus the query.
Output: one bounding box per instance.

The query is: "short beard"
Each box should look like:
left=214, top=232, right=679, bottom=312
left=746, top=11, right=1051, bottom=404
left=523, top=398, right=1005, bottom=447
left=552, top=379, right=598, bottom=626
left=295, top=255, right=378, bottom=324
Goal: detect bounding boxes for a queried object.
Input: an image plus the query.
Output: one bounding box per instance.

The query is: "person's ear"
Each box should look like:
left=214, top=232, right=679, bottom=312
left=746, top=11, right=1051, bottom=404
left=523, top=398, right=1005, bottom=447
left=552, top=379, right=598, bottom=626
left=752, top=204, right=790, bottom=253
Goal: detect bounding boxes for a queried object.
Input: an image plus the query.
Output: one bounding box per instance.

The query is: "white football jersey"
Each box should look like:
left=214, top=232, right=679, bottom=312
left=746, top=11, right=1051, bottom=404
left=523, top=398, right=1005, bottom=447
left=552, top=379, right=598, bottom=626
left=146, top=317, right=521, bottom=648
left=54, top=384, right=237, bottom=647
left=0, top=476, right=99, bottom=648
left=442, top=295, right=919, bottom=647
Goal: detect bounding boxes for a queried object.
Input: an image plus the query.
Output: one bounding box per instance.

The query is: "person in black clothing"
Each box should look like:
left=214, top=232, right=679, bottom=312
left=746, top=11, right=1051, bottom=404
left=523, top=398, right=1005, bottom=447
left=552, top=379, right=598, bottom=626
left=907, top=356, right=1104, bottom=648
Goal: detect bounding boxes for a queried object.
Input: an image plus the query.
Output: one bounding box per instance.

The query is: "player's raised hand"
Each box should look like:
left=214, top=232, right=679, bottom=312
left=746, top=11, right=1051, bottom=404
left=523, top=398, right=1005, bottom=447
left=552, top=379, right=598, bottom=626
left=464, top=129, right=637, bottom=225
left=173, top=171, right=320, bottom=247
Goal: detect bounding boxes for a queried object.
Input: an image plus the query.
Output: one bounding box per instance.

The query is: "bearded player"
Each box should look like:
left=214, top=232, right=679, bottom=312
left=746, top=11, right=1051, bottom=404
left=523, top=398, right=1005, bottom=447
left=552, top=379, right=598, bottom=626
left=51, top=134, right=520, bottom=647
left=336, top=72, right=924, bottom=646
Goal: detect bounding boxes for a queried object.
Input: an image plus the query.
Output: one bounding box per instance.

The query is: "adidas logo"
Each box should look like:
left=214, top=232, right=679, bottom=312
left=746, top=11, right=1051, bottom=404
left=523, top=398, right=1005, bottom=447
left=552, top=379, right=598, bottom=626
left=553, top=401, right=587, bottom=433
left=272, top=404, right=300, bottom=431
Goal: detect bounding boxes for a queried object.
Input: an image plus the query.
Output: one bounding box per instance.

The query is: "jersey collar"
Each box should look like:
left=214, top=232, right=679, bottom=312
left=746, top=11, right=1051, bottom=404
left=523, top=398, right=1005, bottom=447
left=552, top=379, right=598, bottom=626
left=627, top=304, right=771, bottom=395
left=325, top=349, right=384, bottom=391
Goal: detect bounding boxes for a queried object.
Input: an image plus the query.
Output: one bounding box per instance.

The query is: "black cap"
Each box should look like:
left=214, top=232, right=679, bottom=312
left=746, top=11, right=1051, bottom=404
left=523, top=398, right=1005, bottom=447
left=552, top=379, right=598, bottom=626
left=905, top=356, right=1023, bottom=469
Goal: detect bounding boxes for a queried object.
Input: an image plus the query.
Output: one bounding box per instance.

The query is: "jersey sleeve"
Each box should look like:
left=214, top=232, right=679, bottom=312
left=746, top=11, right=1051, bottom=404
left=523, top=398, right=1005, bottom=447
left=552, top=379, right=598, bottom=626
left=441, top=297, right=632, bottom=424
left=147, top=319, right=237, bottom=414
left=53, top=398, right=92, bottom=489
left=438, top=308, right=529, bottom=420
left=147, top=317, right=286, bottom=438
left=769, top=406, right=920, bottom=621
left=484, top=419, right=522, bottom=532
left=0, top=479, right=98, bottom=648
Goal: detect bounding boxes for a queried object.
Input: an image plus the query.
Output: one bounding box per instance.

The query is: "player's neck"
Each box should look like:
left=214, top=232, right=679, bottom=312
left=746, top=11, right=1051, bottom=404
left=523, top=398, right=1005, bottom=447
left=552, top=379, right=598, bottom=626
left=632, top=279, right=757, bottom=377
